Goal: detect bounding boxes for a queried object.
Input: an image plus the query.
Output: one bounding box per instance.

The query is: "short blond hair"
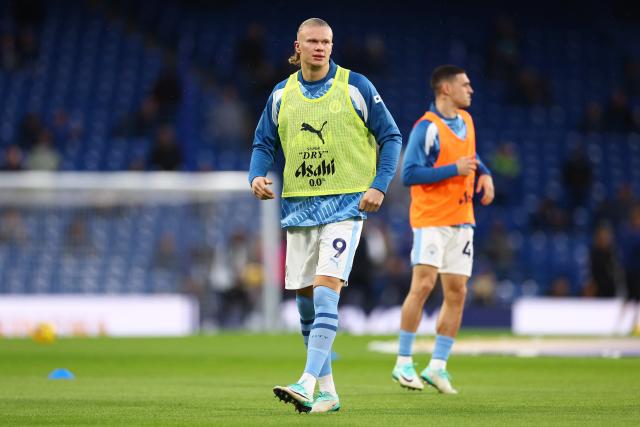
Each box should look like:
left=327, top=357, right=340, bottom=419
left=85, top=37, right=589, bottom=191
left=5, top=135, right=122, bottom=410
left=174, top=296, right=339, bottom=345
left=288, top=18, right=331, bottom=66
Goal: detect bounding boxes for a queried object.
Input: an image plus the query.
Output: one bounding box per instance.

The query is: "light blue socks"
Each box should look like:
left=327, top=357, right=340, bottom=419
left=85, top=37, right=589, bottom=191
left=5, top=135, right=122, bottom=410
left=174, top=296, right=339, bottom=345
left=398, top=329, right=416, bottom=357
left=432, top=334, right=455, bottom=361
left=296, top=293, right=332, bottom=377
left=296, top=294, right=315, bottom=346
left=304, top=286, right=339, bottom=377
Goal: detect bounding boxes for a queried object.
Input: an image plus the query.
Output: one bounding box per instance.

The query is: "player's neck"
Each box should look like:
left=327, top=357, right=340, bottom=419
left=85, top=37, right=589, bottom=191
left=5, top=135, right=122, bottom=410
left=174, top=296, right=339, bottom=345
left=435, top=98, right=458, bottom=119
left=300, top=62, right=330, bottom=82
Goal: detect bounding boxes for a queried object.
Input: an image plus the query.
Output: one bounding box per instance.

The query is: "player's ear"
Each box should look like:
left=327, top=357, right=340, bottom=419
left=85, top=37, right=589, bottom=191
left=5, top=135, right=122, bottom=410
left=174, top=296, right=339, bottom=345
left=294, top=40, right=301, bottom=53
left=441, top=81, right=451, bottom=96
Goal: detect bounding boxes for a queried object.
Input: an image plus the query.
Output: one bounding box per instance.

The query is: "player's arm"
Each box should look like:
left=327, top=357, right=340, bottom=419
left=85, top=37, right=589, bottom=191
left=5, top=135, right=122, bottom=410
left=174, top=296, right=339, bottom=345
left=348, top=72, right=402, bottom=211
left=476, top=155, right=491, bottom=176
left=249, top=84, right=285, bottom=200
left=474, top=154, right=494, bottom=205
left=402, top=120, right=471, bottom=186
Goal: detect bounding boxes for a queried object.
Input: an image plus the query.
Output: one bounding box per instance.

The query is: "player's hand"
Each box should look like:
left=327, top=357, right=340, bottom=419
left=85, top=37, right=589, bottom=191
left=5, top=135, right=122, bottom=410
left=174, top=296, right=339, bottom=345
left=476, top=174, right=495, bottom=206
left=251, top=177, right=275, bottom=200
left=455, top=156, right=478, bottom=176
left=359, top=188, right=385, bottom=212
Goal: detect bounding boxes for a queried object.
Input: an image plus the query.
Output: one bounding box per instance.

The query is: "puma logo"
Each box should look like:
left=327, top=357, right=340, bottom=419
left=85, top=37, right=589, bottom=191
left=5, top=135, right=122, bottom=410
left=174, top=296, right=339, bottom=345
left=300, top=121, right=327, bottom=144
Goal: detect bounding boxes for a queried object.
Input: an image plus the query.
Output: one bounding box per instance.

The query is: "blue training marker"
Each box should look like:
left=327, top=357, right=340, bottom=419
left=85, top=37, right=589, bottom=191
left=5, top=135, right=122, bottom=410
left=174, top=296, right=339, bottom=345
left=48, top=368, right=75, bottom=380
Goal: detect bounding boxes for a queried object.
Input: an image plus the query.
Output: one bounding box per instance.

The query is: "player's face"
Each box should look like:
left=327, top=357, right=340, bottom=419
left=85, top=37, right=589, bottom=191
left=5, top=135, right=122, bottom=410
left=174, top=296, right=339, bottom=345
left=295, top=25, right=333, bottom=69
left=449, top=73, right=474, bottom=108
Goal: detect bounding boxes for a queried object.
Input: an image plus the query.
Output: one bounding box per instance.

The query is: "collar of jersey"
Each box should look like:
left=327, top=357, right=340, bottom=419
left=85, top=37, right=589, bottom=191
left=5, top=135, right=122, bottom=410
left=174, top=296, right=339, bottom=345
left=297, top=59, right=337, bottom=87
left=430, top=102, right=460, bottom=124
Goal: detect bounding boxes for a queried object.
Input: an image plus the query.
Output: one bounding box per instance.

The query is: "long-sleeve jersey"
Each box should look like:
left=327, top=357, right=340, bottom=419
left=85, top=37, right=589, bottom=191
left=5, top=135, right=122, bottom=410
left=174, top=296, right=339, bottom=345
left=402, top=103, right=490, bottom=185
left=249, top=60, right=402, bottom=228
left=402, top=103, right=491, bottom=227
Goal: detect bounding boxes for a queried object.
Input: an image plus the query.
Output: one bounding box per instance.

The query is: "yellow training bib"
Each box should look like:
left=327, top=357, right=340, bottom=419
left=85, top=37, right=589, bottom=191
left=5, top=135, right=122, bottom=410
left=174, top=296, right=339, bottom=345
left=278, top=66, right=376, bottom=198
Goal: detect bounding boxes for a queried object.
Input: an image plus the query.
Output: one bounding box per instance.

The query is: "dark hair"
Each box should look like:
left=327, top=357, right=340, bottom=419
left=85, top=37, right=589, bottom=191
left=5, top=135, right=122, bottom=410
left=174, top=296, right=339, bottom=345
left=431, top=65, right=466, bottom=94
left=288, top=18, right=331, bottom=66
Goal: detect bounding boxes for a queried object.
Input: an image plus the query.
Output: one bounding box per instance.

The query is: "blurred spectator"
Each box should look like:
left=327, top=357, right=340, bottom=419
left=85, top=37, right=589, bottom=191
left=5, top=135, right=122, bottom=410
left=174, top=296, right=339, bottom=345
left=362, top=217, right=400, bottom=303
left=186, top=245, right=214, bottom=286
left=562, top=144, right=593, bottom=211
left=240, top=258, right=263, bottom=314
left=341, top=37, right=366, bottom=72
left=547, top=276, right=572, bottom=297
left=149, top=125, right=182, bottom=170
left=586, top=223, right=622, bottom=298
left=25, top=129, right=60, bottom=171
left=623, top=57, right=640, bottom=97
left=0, top=208, right=28, bottom=246
left=234, top=23, right=276, bottom=117
left=152, top=65, right=182, bottom=120
left=114, top=97, right=160, bottom=138
left=0, top=0, right=43, bottom=72
left=18, top=112, right=45, bottom=149
left=490, top=142, right=521, bottom=205
left=234, top=22, right=267, bottom=71
left=114, top=62, right=181, bottom=138
left=364, top=218, right=394, bottom=267
left=486, top=15, right=522, bottom=81
left=530, top=197, right=571, bottom=232
left=483, top=219, right=515, bottom=279
left=578, top=101, right=605, bottom=134
left=0, top=34, right=19, bottom=72
left=506, top=67, right=552, bottom=106
left=377, top=255, right=412, bottom=308
left=603, top=89, right=636, bottom=133
left=16, top=27, right=38, bottom=68
left=207, top=85, right=250, bottom=150
left=228, top=230, right=250, bottom=280
left=152, top=233, right=182, bottom=272
left=595, top=183, right=636, bottom=229
left=0, top=145, right=24, bottom=171
left=362, top=34, right=388, bottom=77
left=207, top=231, right=256, bottom=328
left=182, top=244, right=215, bottom=325
left=341, top=233, right=375, bottom=314
left=621, top=205, right=640, bottom=302
left=51, top=109, right=82, bottom=146
left=64, top=218, right=95, bottom=257
left=127, top=157, right=147, bottom=171
left=342, top=34, right=388, bottom=77
left=470, top=265, right=497, bottom=306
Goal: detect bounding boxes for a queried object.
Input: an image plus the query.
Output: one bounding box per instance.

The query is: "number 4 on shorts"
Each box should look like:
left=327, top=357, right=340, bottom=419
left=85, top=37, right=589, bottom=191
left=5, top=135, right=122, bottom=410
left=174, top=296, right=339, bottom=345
left=462, top=241, right=471, bottom=257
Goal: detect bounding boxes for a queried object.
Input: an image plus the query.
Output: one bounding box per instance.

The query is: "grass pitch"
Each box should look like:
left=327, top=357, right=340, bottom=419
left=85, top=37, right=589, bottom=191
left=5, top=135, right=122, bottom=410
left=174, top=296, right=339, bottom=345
left=1, top=333, right=639, bottom=426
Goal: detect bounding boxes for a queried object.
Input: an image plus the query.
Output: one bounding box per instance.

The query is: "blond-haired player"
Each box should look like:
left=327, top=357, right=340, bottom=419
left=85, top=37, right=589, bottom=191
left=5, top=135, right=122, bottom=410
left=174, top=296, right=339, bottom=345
left=250, top=18, right=401, bottom=412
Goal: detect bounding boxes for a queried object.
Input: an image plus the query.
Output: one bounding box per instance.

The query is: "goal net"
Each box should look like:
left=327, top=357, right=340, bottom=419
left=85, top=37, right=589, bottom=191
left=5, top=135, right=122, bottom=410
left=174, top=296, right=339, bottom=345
left=0, top=172, right=281, bottom=332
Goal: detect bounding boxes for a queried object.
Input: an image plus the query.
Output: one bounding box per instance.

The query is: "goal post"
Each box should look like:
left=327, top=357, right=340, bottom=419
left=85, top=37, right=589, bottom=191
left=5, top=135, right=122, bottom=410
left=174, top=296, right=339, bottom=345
left=0, top=171, right=282, bottom=332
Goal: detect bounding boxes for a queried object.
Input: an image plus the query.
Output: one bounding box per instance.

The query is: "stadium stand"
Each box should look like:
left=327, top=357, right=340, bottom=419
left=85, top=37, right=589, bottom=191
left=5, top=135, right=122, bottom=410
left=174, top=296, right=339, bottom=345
left=1, top=0, right=639, bottom=325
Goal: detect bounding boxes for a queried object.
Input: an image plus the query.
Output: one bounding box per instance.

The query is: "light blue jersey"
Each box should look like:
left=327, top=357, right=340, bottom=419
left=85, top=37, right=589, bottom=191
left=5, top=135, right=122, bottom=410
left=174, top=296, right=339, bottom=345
left=249, top=60, right=402, bottom=228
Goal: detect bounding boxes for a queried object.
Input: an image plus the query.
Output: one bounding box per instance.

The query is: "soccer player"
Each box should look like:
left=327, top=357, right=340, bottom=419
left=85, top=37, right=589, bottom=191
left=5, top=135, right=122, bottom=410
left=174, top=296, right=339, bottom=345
left=249, top=18, right=401, bottom=413
left=392, top=65, right=494, bottom=394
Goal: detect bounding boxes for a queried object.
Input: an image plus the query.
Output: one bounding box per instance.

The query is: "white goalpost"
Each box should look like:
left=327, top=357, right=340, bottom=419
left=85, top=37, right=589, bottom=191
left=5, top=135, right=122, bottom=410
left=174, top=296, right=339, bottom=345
left=0, top=172, right=282, bottom=333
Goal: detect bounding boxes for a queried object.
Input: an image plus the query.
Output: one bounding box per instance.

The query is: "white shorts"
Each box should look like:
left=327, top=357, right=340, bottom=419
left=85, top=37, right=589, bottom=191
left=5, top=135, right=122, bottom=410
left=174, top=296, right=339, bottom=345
left=411, top=226, right=474, bottom=277
left=285, top=218, right=364, bottom=290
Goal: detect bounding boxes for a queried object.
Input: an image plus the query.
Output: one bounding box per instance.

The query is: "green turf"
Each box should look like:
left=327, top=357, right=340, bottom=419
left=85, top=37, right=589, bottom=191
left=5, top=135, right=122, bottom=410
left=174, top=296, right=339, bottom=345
left=1, top=334, right=639, bottom=426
